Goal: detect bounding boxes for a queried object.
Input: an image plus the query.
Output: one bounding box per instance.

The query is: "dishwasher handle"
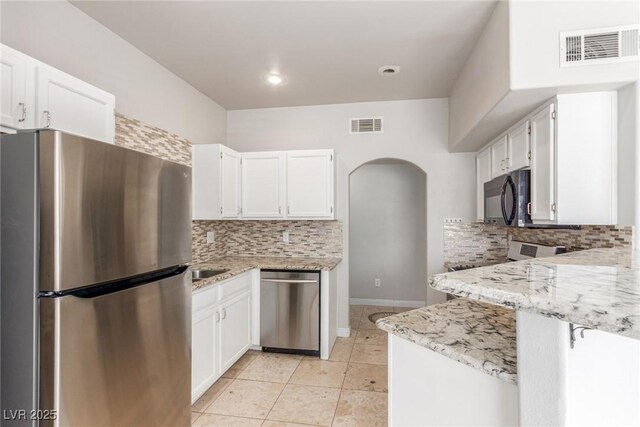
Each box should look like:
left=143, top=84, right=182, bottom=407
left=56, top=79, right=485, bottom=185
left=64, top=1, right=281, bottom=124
left=261, top=279, right=318, bottom=284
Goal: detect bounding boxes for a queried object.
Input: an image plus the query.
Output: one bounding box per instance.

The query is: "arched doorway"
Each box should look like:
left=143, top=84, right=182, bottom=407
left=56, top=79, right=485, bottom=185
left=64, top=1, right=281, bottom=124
left=348, top=158, right=427, bottom=328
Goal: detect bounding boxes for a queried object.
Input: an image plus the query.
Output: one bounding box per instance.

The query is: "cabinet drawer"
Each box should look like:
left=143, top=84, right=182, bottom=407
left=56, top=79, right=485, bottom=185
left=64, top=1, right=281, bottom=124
left=219, top=271, right=253, bottom=300
left=193, top=285, right=219, bottom=314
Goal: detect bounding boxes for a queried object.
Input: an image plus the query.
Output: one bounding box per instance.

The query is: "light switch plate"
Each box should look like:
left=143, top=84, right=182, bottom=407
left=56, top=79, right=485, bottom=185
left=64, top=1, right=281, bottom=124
left=282, top=231, right=290, bottom=243
left=206, top=231, right=215, bottom=244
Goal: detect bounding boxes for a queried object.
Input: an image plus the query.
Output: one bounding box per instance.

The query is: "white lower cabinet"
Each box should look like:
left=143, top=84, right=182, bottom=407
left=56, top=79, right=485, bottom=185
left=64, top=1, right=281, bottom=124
left=191, top=271, right=254, bottom=403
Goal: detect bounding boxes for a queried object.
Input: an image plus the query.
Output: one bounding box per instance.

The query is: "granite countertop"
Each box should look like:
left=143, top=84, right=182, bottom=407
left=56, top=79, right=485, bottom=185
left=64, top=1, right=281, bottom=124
left=191, top=256, right=341, bottom=291
left=376, top=298, right=517, bottom=384
left=430, top=247, right=640, bottom=339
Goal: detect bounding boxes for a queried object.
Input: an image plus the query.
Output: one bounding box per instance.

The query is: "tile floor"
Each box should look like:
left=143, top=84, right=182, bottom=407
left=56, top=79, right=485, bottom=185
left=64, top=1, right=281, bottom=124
left=191, top=305, right=409, bottom=427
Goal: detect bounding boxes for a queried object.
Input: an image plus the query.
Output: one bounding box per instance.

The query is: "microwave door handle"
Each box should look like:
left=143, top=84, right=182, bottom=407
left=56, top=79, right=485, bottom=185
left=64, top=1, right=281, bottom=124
left=501, top=178, right=510, bottom=226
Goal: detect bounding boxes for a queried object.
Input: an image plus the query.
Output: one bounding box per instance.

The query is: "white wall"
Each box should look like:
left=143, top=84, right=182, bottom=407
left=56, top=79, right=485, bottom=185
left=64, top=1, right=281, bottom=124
left=448, top=0, right=510, bottom=152
left=618, top=82, right=637, bottom=226
left=349, top=162, right=427, bottom=304
left=227, top=98, right=476, bottom=331
left=0, top=1, right=226, bottom=145
left=509, top=1, right=640, bottom=90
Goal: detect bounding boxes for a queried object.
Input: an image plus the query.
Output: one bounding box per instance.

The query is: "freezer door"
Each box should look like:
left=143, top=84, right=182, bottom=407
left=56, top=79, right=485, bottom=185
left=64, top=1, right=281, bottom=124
left=38, top=130, right=192, bottom=292
left=39, top=270, right=191, bottom=427
left=260, top=271, right=320, bottom=353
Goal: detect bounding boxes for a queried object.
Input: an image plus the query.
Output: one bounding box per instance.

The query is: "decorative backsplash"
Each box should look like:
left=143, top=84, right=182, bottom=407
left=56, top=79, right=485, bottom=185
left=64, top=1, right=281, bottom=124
left=443, top=223, right=508, bottom=268
left=114, top=112, right=191, bottom=166
left=193, top=220, right=343, bottom=263
left=508, top=225, right=633, bottom=252
left=444, top=222, right=633, bottom=268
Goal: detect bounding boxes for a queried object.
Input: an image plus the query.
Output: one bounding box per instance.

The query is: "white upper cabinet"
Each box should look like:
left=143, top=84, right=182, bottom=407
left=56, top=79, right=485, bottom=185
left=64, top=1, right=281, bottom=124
left=0, top=46, right=31, bottom=130
left=286, top=150, right=334, bottom=219
left=508, top=121, right=530, bottom=171
left=476, top=91, right=617, bottom=226
left=36, top=66, right=115, bottom=143
left=192, top=144, right=241, bottom=220
left=0, top=44, right=115, bottom=143
left=490, top=136, right=509, bottom=178
left=476, top=147, right=492, bottom=221
left=241, top=152, right=286, bottom=219
left=529, top=105, right=556, bottom=223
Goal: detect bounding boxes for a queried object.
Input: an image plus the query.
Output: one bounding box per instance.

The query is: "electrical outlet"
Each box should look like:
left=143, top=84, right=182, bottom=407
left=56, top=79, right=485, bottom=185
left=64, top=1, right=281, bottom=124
left=282, top=231, right=290, bottom=243
left=374, top=278, right=381, bottom=288
left=206, top=231, right=215, bottom=244
left=444, top=218, right=463, bottom=224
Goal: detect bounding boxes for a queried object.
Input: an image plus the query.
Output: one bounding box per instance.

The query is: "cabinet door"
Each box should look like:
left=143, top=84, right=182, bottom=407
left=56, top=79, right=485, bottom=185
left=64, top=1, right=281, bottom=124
left=490, top=136, right=508, bottom=178
left=530, top=104, right=556, bottom=223
left=220, top=146, right=241, bottom=218
left=0, top=47, right=28, bottom=129
left=219, top=291, right=252, bottom=372
left=286, top=150, right=334, bottom=218
left=241, top=152, right=285, bottom=218
left=476, top=147, right=492, bottom=221
left=508, top=121, right=530, bottom=171
left=36, top=66, right=115, bottom=143
left=192, top=306, right=219, bottom=403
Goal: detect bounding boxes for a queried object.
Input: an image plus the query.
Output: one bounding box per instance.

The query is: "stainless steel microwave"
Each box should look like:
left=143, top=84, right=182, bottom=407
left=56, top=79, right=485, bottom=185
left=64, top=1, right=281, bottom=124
left=484, top=169, right=531, bottom=227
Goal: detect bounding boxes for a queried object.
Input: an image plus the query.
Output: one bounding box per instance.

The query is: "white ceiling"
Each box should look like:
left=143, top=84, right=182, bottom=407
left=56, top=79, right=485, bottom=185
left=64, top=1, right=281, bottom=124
left=72, top=1, right=497, bottom=110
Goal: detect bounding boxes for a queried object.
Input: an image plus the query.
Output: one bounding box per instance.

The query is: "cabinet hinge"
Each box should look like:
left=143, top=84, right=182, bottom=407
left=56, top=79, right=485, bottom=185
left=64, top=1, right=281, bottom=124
left=220, top=207, right=223, bottom=214
left=527, top=126, right=531, bottom=135
left=551, top=111, right=556, bottom=120
left=220, top=152, right=223, bottom=159
left=528, top=151, right=531, bottom=160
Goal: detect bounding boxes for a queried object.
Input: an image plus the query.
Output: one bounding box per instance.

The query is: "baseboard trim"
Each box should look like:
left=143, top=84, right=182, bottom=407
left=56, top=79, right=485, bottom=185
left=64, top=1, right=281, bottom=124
left=337, top=327, right=351, bottom=338
left=349, top=298, right=425, bottom=308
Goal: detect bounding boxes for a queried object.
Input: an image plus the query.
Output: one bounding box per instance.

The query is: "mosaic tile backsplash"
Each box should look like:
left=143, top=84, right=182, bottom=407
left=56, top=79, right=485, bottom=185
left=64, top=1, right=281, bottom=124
left=193, top=220, right=343, bottom=263
left=444, top=223, right=633, bottom=268
left=114, top=112, right=342, bottom=263
left=114, top=112, right=191, bottom=166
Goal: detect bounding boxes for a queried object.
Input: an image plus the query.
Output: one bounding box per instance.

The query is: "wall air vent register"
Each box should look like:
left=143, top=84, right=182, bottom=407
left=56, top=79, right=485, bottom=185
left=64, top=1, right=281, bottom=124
left=560, top=25, right=639, bottom=66
left=350, top=117, right=383, bottom=134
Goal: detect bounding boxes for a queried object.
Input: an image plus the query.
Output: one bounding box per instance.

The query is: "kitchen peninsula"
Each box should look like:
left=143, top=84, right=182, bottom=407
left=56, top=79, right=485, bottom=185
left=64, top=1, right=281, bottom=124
left=379, top=247, right=640, bottom=427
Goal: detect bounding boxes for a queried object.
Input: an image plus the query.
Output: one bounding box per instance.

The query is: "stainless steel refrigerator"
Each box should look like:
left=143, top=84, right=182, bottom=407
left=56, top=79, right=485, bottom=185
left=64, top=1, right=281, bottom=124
left=1, top=130, right=192, bottom=426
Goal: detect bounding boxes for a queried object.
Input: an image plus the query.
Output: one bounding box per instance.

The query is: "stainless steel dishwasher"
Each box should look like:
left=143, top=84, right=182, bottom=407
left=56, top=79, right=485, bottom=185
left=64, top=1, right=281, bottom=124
left=260, top=270, right=320, bottom=356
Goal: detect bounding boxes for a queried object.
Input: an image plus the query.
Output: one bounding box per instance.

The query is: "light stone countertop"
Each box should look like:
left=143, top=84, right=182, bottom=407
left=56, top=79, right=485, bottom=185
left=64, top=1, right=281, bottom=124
left=430, top=247, right=640, bottom=339
left=191, top=256, right=341, bottom=291
left=376, top=298, right=517, bottom=384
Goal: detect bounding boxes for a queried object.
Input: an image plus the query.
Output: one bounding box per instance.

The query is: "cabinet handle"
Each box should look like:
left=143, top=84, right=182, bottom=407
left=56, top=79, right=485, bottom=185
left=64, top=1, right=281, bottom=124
left=279, top=206, right=282, bottom=214
left=43, top=110, right=51, bottom=128
left=527, top=202, right=532, bottom=215
left=505, top=157, right=510, bottom=169
left=500, top=159, right=505, bottom=171
left=18, top=103, right=26, bottom=122
left=215, top=311, right=221, bottom=323
left=287, top=206, right=290, bottom=215
left=222, top=308, right=227, bottom=319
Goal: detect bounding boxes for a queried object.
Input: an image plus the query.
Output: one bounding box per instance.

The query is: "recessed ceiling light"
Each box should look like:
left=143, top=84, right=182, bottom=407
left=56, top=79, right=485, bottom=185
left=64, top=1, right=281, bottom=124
left=378, top=65, right=400, bottom=76
left=264, top=73, right=286, bottom=85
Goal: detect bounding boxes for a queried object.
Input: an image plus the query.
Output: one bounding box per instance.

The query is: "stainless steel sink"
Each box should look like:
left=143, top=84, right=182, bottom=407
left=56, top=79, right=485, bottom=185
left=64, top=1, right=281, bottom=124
left=191, top=269, right=229, bottom=282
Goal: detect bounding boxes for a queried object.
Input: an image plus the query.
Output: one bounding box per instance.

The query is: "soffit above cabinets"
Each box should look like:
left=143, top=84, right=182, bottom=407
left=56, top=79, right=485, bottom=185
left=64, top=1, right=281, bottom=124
left=71, top=1, right=497, bottom=110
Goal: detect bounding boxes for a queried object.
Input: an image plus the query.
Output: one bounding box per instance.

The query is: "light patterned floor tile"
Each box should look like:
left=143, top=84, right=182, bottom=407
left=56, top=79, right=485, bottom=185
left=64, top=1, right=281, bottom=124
left=393, top=307, right=414, bottom=313
left=289, top=359, right=347, bottom=388
left=332, top=389, right=388, bottom=427
left=238, top=354, right=302, bottom=383
left=329, top=340, right=354, bottom=362
left=354, top=329, right=388, bottom=346
left=349, top=305, right=365, bottom=316
left=206, top=379, right=284, bottom=419
left=191, top=378, right=234, bottom=412
left=193, top=413, right=263, bottom=427
left=267, top=384, right=341, bottom=427
left=191, top=412, right=202, bottom=425
left=350, top=344, right=387, bottom=365
left=343, top=363, right=388, bottom=393
left=262, top=421, right=323, bottom=427
left=223, top=353, right=259, bottom=379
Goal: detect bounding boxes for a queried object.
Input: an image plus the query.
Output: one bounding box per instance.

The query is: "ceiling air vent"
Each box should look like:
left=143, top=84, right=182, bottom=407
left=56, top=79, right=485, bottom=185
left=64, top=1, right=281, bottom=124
left=350, top=117, right=383, bottom=134
left=560, top=25, right=639, bottom=66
